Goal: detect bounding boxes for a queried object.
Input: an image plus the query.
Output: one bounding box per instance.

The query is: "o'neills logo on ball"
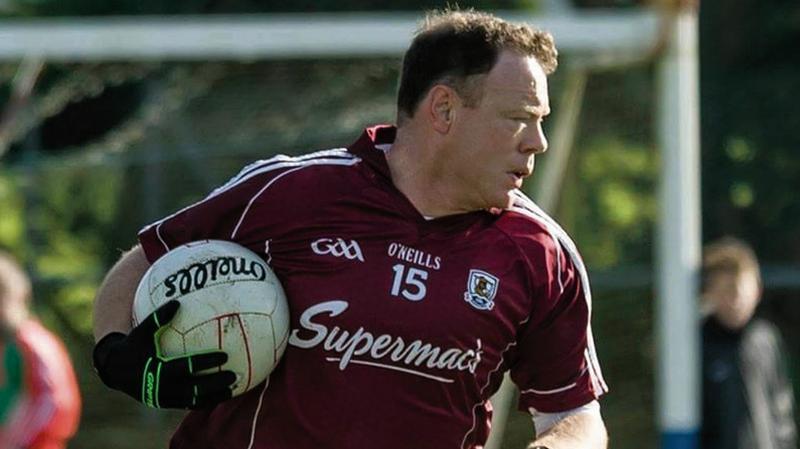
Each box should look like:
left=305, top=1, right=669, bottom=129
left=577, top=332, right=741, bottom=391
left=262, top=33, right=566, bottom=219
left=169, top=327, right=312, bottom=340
left=163, top=256, right=267, bottom=298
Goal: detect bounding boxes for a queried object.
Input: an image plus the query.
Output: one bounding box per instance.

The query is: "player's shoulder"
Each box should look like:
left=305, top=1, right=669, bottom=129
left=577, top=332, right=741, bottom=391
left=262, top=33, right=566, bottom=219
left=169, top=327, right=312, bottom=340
left=496, top=191, right=590, bottom=296
left=220, top=148, right=362, bottom=191
left=495, top=191, right=575, bottom=255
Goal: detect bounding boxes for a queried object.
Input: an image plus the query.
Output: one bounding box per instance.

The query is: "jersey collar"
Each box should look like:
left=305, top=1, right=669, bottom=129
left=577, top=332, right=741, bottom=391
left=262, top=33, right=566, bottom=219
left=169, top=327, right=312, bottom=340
left=347, top=124, right=396, bottom=180
left=347, top=125, right=497, bottom=235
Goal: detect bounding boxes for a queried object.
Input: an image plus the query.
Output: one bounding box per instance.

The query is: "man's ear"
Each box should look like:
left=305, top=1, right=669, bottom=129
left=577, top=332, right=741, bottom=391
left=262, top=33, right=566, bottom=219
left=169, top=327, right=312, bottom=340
left=426, top=85, right=457, bottom=134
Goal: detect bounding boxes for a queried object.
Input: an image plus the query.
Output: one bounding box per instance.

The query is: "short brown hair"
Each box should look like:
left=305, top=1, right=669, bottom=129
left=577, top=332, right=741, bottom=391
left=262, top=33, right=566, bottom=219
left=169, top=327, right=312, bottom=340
left=701, top=237, right=761, bottom=294
left=396, top=9, right=558, bottom=124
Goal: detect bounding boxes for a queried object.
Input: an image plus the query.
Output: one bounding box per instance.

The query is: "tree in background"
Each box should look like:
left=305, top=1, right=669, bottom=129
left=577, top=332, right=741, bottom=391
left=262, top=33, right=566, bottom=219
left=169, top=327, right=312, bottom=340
left=700, top=0, right=800, bottom=258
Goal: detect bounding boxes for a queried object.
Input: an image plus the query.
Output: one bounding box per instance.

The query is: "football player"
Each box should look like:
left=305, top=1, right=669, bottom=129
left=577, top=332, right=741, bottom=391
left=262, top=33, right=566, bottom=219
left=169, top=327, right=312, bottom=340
left=93, top=9, right=608, bottom=449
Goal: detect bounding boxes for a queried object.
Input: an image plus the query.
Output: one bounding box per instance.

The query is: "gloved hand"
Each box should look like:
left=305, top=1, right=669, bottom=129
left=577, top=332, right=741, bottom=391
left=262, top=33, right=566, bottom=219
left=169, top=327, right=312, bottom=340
left=93, top=300, right=236, bottom=409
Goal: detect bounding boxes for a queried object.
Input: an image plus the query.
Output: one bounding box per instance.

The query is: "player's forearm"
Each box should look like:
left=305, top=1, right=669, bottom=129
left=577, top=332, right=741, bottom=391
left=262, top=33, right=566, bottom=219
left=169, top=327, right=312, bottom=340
left=527, top=411, right=608, bottom=449
left=93, top=245, right=150, bottom=341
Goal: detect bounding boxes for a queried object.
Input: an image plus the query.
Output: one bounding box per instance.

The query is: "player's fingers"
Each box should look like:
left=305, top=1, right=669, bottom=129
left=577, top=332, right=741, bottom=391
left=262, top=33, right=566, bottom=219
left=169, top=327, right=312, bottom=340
left=189, top=390, right=234, bottom=410
left=153, top=300, right=181, bottom=327
left=130, top=301, right=180, bottom=341
left=161, top=352, right=229, bottom=379
left=190, top=371, right=238, bottom=395
left=157, top=390, right=194, bottom=409
left=159, top=373, right=234, bottom=409
left=188, top=351, right=230, bottom=373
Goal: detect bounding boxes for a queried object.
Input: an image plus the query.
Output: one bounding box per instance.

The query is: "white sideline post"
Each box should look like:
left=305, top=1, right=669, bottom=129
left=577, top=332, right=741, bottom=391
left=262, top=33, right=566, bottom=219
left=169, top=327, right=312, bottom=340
left=656, top=7, right=701, bottom=449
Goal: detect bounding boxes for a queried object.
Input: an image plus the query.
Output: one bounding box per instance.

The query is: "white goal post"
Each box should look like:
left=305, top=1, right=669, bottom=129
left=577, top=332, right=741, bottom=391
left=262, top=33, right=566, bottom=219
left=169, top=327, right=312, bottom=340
left=0, top=11, right=659, bottom=60
left=0, top=9, right=700, bottom=449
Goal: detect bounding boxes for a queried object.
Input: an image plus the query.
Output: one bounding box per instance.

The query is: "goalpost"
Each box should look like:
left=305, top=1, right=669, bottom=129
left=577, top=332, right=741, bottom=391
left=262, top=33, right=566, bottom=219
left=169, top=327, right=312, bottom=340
left=0, top=6, right=700, bottom=448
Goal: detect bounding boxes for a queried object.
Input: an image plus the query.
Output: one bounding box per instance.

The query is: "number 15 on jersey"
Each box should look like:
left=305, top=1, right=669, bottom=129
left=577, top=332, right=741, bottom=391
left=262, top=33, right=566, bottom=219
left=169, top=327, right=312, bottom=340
left=390, top=264, right=429, bottom=301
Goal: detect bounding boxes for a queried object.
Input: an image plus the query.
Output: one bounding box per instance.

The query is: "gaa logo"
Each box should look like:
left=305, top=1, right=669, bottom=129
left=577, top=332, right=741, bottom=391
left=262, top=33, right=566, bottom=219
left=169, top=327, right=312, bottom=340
left=311, top=238, right=365, bottom=262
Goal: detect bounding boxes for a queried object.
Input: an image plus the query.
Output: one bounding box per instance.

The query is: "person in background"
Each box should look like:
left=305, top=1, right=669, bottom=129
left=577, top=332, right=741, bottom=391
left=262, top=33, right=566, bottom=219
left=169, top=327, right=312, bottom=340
left=701, top=237, right=796, bottom=449
left=0, top=252, right=81, bottom=449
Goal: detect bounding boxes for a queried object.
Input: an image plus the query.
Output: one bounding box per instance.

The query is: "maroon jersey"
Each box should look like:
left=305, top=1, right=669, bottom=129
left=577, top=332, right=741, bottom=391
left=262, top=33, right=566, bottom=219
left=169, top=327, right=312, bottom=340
left=138, top=125, right=607, bottom=449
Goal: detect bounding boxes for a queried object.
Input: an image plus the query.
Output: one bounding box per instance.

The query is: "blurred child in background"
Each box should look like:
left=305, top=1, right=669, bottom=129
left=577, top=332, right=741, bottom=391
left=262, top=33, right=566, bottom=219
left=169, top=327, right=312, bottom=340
left=701, top=237, right=796, bottom=449
left=0, top=252, right=80, bottom=449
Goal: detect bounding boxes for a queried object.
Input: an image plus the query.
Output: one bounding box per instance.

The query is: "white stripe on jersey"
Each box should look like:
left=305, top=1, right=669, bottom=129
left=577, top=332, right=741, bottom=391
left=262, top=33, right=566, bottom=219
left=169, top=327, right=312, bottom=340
left=229, top=156, right=360, bottom=239
left=521, top=380, right=579, bottom=396
left=141, top=149, right=352, bottom=235
left=585, top=330, right=606, bottom=394
left=210, top=148, right=353, bottom=199
left=460, top=315, right=532, bottom=449
left=509, top=190, right=609, bottom=395
left=510, top=190, right=587, bottom=302
left=139, top=149, right=359, bottom=252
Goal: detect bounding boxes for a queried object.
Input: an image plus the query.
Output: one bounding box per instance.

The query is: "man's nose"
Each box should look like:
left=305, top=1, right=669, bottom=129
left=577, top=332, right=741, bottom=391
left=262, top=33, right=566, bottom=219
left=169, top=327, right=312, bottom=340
left=520, top=122, right=548, bottom=154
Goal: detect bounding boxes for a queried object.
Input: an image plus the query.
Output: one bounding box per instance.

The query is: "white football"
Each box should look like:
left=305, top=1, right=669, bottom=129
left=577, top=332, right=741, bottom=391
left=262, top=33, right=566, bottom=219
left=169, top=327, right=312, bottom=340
left=132, top=239, right=290, bottom=397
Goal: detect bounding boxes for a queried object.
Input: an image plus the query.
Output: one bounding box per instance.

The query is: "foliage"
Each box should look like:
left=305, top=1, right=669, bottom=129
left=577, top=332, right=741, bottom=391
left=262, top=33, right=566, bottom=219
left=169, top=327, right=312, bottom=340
left=700, top=0, right=800, bottom=259
left=544, top=66, right=658, bottom=269
left=0, top=172, right=24, bottom=255
left=12, top=164, right=124, bottom=333
left=565, top=136, right=658, bottom=268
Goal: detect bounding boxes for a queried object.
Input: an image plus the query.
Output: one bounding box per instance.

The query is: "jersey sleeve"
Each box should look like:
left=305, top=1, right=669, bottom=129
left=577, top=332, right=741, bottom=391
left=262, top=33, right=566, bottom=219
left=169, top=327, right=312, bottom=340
left=509, top=231, right=608, bottom=414
left=138, top=156, right=306, bottom=263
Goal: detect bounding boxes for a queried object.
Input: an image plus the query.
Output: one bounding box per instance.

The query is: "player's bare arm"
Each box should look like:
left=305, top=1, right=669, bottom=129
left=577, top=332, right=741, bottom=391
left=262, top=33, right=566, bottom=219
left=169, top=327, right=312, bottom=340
left=528, top=410, right=608, bottom=449
left=92, top=245, right=150, bottom=341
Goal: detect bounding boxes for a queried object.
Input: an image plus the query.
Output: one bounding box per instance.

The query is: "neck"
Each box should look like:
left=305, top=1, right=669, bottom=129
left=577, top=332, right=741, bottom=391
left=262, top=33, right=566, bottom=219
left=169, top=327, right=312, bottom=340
left=706, top=315, right=746, bottom=337
left=386, top=126, right=472, bottom=218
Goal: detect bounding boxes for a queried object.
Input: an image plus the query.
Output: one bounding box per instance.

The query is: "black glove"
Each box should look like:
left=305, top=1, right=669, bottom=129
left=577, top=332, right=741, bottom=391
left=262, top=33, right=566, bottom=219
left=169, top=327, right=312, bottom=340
left=93, top=300, right=236, bottom=409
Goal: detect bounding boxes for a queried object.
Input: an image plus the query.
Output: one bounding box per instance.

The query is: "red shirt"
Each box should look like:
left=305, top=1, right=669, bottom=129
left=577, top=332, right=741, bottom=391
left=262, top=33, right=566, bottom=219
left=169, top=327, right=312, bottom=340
left=139, top=125, right=607, bottom=449
left=2, top=320, right=81, bottom=449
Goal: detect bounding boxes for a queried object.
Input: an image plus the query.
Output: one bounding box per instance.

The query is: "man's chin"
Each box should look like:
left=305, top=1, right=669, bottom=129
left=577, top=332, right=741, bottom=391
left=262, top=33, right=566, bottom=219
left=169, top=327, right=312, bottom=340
left=485, top=193, right=516, bottom=215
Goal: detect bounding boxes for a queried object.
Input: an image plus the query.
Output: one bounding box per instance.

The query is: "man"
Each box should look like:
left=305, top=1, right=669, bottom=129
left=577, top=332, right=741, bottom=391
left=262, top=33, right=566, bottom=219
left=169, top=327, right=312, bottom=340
left=701, top=237, right=796, bottom=449
left=0, top=252, right=81, bottom=449
left=92, top=9, right=608, bottom=449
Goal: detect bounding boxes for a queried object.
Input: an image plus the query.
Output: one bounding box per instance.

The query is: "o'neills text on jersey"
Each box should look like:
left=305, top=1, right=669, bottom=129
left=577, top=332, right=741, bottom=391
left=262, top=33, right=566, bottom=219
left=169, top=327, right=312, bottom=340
left=387, top=242, right=442, bottom=270
left=289, top=301, right=481, bottom=383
